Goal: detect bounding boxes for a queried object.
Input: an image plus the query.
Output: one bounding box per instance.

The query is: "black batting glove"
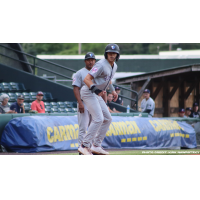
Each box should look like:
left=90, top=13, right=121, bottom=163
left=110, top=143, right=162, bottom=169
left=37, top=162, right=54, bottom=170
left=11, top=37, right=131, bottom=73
left=90, top=85, right=102, bottom=95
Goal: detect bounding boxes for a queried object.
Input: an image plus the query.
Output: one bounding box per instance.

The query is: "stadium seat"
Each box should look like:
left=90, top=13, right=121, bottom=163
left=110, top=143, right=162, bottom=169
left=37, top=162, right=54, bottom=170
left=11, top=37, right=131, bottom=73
left=29, top=92, right=37, bottom=101
left=9, top=82, right=18, bottom=91
left=8, top=93, right=17, bottom=102
left=17, top=83, right=26, bottom=91
left=0, top=83, right=3, bottom=92
left=7, top=102, right=11, bottom=107
left=44, top=102, right=51, bottom=109
left=50, top=102, right=58, bottom=108
left=45, top=108, right=51, bottom=113
left=22, top=92, right=31, bottom=101
left=23, top=102, right=31, bottom=113
left=64, top=108, right=73, bottom=113
left=50, top=108, right=58, bottom=113
left=43, top=92, right=54, bottom=101
left=58, top=108, right=65, bottom=113
left=64, top=101, right=74, bottom=108
left=72, top=108, right=77, bottom=113
left=57, top=102, right=65, bottom=108
left=1, top=83, right=11, bottom=92
left=73, top=101, right=77, bottom=108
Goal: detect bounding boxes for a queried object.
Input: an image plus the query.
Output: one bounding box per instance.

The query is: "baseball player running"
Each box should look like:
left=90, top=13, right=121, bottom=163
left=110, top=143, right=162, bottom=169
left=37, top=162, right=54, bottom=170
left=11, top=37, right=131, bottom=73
left=72, top=52, right=96, bottom=149
left=78, top=43, right=120, bottom=155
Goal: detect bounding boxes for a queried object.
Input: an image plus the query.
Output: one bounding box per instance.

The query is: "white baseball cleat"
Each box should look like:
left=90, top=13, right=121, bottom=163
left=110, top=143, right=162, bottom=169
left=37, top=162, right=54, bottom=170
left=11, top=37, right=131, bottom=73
left=91, top=145, right=109, bottom=155
left=78, top=145, right=93, bottom=155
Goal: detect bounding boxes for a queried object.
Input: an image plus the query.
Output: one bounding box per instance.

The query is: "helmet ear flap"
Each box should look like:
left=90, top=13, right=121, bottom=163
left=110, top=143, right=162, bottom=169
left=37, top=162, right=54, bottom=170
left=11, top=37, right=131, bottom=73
left=116, top=54, right=120, bottom=62
left=104, top=52, right=107, bottom=59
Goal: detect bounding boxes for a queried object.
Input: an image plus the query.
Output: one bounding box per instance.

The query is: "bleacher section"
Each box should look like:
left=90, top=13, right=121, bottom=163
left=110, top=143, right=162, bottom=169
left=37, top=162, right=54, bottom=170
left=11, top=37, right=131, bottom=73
left=0, top=82, right=77, bottom=114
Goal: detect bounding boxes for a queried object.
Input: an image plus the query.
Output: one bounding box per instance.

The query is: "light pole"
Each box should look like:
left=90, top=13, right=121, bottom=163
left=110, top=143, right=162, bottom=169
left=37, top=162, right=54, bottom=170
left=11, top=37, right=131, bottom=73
left=78, top=43, right=81, bottom=54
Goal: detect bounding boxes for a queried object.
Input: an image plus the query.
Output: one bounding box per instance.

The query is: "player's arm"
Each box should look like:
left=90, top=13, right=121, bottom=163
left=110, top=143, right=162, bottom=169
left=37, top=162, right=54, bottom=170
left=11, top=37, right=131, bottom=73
left=109, top=81, right=118, bottom=102
left=84, top=74, right=106, bottom=97
left=73, top=86, right=84, bottom=113
left=142, top=103, right=152, bottom=114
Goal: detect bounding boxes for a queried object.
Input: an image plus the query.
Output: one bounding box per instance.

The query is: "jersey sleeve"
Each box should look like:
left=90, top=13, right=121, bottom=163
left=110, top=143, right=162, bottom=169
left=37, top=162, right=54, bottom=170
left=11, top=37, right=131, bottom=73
left=109, top=83, right=115, bottom=92
left=72, top=72, right=82, bottom=88
left=89, top=63, right=104, bottom=79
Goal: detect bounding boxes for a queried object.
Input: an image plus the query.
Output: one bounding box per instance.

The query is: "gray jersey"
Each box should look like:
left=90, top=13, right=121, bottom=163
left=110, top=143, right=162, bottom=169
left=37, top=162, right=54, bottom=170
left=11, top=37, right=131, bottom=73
left=72, top=67, right=89, bottom=89
left=141, top=97, right=155, bottom=117
left=82, top=58, right=117, bottom=92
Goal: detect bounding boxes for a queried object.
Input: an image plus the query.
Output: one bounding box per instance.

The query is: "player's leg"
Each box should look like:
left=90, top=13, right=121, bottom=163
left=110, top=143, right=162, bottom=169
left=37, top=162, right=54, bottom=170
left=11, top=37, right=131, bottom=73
left=77, top=101, right=90, bottom=148
left=78, top=89, right=104, bottom=155
left=91, top=96, right=112, bottom=155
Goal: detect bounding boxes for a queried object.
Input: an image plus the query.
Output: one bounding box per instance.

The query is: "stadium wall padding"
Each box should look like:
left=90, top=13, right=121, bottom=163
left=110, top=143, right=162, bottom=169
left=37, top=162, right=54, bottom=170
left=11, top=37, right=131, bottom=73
left=0, top=116, right=197, bottom=153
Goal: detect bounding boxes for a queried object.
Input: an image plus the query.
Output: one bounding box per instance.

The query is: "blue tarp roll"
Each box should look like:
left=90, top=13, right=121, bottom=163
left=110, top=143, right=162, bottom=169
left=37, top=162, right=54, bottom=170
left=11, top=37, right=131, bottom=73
left=0, top=116, right=197, bottom=153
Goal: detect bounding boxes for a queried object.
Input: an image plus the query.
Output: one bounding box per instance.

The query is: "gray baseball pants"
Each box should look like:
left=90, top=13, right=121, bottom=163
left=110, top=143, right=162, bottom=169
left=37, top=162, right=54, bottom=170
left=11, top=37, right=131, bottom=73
left=77, top=101, right=92, bottom=147
left=80, top=88, right=112, bottom=148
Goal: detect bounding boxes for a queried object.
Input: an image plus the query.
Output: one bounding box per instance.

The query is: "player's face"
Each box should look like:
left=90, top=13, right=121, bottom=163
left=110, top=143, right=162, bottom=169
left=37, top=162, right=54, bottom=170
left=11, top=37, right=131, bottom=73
left=143, top=93, right=150, bottom=99
left=85, top=59, right=95, bottom=70
left=179, top=112, right=185, bottom=117
left=107, top=94, right=113, bottom=102
left=115, top=89, right=120, bottom=94
left=107, top=52, right=117, bottom=62
left=36, top=95, right=43, bottom=101
left=193, top=106, right=198, bottom=112
left=185, top=110, right=191, bottom=116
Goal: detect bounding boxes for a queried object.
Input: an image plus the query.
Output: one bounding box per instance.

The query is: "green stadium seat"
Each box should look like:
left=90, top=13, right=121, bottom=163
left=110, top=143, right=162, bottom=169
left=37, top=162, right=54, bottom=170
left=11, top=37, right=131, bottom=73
left=58, top=108, right=65, bottom=113
left=44, top=102, right=51, bottom=109
left=17, top=83, right=26, bottom=91
left=8, top=93, right=17, bottom=102
left=64, top=101, right=73, bottom=108
left=64, top=108, right=73, bottom=113
left=29, top=92, right=37, bottom=101
left=50, top=102, right=58, bottom=108
left=0, top=83, right=3, bottom=92
left=45, top=108, right=51, bottom=113
left=1, top=83, right=11, bottom=92
left=50, top=108, right=58, bottom=113
left=72, top=108, right=77, bottom=113
left=43, top=92, right=53, bottom=101
left=57, top=102, right=65, bottom=108
left=22, top=92, right=31, bottom=101
left=9, top=82, right=18, bottom=91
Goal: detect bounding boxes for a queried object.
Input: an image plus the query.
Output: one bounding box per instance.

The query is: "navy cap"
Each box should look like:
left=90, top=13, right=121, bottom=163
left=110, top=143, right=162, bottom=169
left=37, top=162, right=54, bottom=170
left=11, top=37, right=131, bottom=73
left=186, top=107, right=192, bottom=111
left=193, top=102, right=199, bottom=107
left=115, top=86, right=120, bottom=90
left=85, top=52, right=96, bottom=60
left=179, top=108, right=185, bottom=113
left=143, top=89, right=150, bottom=94
left=17, top=95, right=24, bottom=100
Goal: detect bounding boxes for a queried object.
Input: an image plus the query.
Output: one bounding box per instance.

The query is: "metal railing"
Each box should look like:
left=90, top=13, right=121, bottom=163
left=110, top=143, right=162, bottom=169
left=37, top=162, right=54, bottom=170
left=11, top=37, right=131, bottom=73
left=0, top=44, right=138, bottom=110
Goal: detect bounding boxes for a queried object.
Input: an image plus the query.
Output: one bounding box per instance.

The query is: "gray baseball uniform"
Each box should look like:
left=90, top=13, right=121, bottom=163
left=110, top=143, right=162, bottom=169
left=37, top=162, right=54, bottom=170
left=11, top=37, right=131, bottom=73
left=81, top=58, right=118, bottom=148
left=72, top=67, right=92, bottom=147
left=141, top=97, right=155, bottom=117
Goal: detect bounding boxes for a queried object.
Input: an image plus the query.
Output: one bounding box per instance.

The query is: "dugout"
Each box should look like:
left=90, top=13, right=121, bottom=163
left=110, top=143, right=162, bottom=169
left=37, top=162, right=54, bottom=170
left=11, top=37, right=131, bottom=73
left=116, top=64, right=200, bottom=117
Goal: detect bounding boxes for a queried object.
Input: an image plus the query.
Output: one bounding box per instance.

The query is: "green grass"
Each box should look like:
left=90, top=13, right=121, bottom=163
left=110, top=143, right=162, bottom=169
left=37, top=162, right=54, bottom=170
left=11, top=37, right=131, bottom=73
left=54, top=149, right=200, bottom=155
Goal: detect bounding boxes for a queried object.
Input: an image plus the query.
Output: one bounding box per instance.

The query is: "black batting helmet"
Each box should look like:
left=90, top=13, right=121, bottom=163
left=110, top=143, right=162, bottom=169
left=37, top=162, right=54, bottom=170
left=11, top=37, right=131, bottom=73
left=85, top=52, right=96, bottom=60
left=104, top=43, right=120, bottom=62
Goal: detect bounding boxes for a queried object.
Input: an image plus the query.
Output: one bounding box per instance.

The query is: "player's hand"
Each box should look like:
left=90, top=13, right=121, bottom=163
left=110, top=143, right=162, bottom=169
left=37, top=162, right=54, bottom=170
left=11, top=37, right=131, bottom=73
left=78, top=102, right=84, bottom=113
left=98, top=90, right=106, bottom=97
left=112, top=91, right=118, bottom=102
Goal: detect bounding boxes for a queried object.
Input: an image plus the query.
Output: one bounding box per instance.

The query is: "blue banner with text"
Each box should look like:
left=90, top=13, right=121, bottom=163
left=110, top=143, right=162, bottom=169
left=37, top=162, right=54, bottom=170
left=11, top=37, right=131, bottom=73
left=0, top=116, right=196, bottom=153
